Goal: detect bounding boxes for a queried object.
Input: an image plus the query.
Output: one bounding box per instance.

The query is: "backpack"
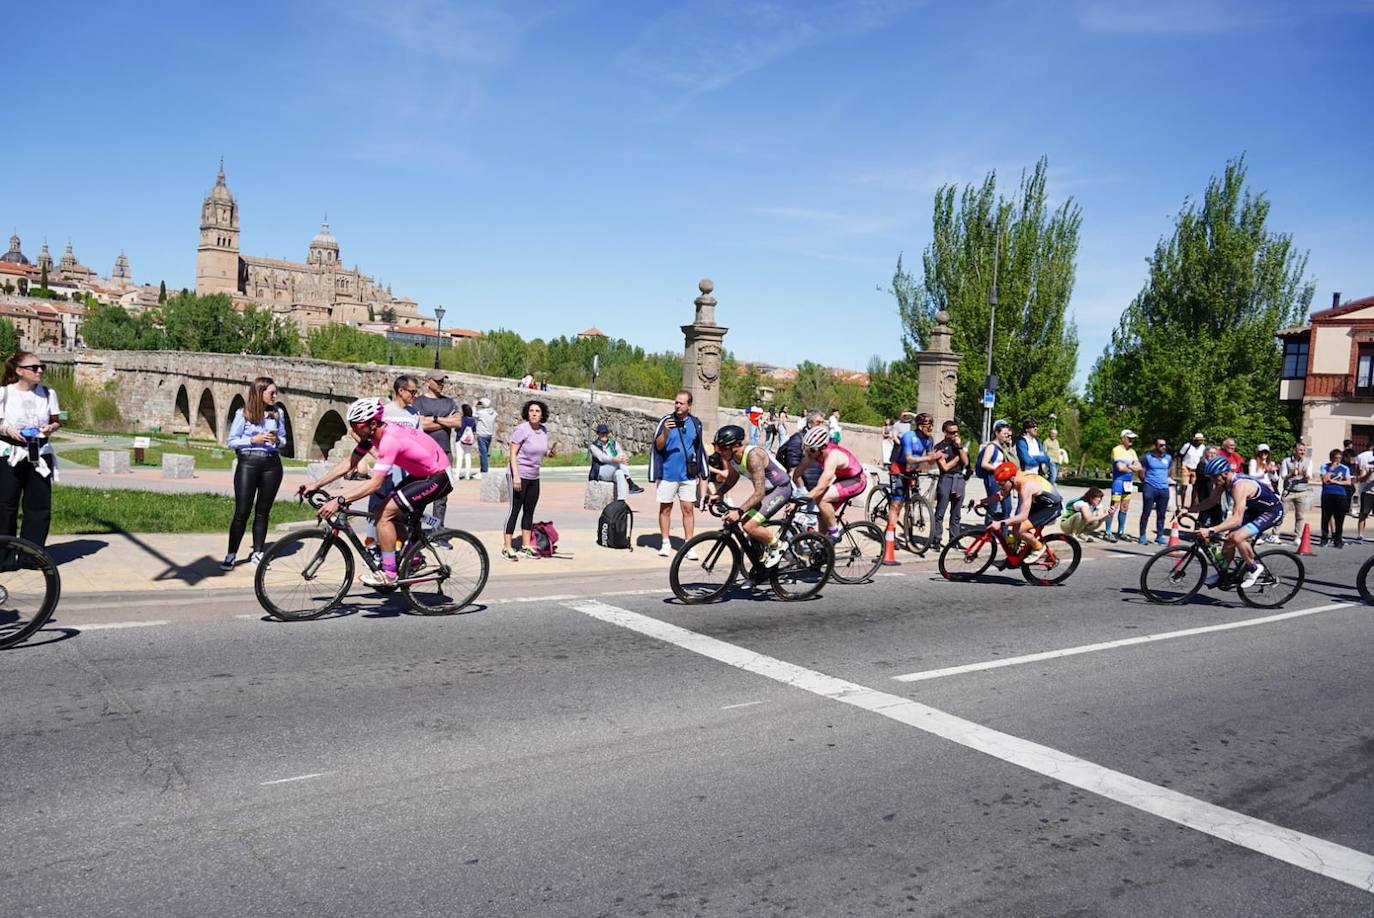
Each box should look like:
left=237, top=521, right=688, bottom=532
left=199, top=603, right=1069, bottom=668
left=597, top=499, right=634, bottom=550
left=531, top=521, right=559, bottom=557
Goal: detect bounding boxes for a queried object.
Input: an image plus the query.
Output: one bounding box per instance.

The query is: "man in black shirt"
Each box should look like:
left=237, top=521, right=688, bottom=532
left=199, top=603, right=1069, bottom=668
left=415, top=372, right=459, bottom=531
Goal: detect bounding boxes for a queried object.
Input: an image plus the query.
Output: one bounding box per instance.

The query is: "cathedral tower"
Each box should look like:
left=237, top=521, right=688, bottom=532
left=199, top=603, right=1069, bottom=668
left=196, top=162, right=241, bottom=296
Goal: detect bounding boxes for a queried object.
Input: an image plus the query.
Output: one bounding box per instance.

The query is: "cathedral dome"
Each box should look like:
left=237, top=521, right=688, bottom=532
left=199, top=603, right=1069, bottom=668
left=1, top=234, right=29, bottom=265
left=310, top=222, right=339, bottom=251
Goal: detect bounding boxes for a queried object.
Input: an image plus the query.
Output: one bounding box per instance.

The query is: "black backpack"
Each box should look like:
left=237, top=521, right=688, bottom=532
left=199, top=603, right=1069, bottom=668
left=597, top=499, right=634, bottom=550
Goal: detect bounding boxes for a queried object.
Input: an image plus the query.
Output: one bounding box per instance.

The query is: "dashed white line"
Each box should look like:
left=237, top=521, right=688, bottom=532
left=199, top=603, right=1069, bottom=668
left=259, top=772, right=331, bottom=786
left=74, top=620, right=170, bottom=632
left=564, top=598, right=1374, bottom=893
left=720, top=700, right=766, bottom=710
left=892, top=601, right=1359, bottom=683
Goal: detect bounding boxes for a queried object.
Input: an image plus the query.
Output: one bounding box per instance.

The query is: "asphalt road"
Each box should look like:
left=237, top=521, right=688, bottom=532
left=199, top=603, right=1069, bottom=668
left=4, top=542, right=1373, bottom=917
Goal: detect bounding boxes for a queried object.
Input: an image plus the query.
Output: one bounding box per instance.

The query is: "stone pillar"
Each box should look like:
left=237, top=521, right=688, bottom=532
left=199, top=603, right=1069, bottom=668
left=681, top=278, right=728, bottom=436
left=915, top=310, right=962, bottom=423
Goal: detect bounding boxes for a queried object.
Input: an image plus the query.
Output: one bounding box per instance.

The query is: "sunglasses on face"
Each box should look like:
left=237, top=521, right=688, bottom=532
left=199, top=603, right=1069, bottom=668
left=18, top=364, right=44, bottom=372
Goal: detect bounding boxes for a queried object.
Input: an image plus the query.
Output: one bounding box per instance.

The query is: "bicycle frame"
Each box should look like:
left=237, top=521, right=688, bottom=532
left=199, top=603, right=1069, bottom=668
left=305, top=493, right=447, bottom=588
left=963, top=521, right=1055, bottom=568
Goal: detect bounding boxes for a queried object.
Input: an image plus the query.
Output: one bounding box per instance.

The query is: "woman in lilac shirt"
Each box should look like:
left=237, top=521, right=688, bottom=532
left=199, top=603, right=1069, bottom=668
left=503, top=400, right=549, bottom=561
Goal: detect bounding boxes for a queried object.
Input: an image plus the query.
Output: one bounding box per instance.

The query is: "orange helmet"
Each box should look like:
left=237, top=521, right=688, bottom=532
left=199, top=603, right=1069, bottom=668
left=993, top=461, right=1019, bottom=483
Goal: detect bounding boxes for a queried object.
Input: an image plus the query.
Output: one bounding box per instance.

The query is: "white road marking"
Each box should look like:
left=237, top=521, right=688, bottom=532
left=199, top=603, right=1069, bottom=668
left=720, top=700, right=766, bottom=710
left=75, top=620, right=171, bottom=631
left=564, top=599, right=1374, bottom=893
left=259, top=772, right=331, bottom=786
left=893, top=602, right=1359, bottom=683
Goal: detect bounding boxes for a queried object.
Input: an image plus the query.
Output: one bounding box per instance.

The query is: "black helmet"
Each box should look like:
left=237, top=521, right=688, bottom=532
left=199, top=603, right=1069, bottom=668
left=713, top=424, right=746, bottom=447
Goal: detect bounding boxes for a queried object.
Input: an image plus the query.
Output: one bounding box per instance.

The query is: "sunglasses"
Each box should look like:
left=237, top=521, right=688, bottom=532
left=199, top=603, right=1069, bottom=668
left=18, top=364, right=44, bottom=372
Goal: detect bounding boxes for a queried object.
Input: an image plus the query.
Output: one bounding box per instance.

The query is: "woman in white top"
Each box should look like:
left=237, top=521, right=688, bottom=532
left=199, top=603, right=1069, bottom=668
left=0, top=351, right=61, bottom=548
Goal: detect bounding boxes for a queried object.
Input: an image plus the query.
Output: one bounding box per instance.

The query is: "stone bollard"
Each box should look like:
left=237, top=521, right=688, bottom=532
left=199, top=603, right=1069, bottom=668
left=583, top=479, right=616, bottom=511
left=99, top=450, right=131, bottom=475
left=479, top=472, right=511, bottom=504
left=162, top=453, right=195, bottom=479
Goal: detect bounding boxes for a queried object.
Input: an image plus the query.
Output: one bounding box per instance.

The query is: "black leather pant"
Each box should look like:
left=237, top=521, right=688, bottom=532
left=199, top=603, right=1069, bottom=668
left=229, top=452, right=283, bottom=554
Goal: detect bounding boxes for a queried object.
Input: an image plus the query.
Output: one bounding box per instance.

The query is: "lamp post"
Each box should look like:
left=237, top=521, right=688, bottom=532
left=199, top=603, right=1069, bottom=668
left=433, top=306, right=445, bottom=370
left=981, top=219, right=1001, bottom=445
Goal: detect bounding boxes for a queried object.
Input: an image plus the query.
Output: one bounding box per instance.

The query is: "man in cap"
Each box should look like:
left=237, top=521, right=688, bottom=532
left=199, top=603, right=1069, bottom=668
left=1106, top=429, right=1142, bottom=543
left=588, top=422, right=643, bottom=501
left=416, top=372, right=461, bottom=537
left=1176, top=432, right=1207, bottom=504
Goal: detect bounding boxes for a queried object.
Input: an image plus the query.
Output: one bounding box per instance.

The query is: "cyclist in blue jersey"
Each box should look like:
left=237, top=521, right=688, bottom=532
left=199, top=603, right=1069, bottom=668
left=1190, top=455, right=1284, bottom=589
left=886, top=412, right=939, bottom=533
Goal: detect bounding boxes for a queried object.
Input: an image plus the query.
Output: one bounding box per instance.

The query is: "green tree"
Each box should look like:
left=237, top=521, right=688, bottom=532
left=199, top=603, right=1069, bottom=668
left=899, top=157, right=1080, bottom=432
left=39, top=262, right=48, bottom=292
left=158, top=280, right=167, bottom=304
left=306, top=323, right=390, bottom=363
left=1083, top=156, right=1313, bottom=461
left=380, top=305, right=397, bottom=324
left=80, top=303, right=165, bottom=350
left=0, top=316, right=19, bottom=359
left=865, top=355, right=919, bottom=421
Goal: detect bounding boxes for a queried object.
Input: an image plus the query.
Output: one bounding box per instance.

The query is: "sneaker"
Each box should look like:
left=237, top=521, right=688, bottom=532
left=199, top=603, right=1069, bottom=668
left=1104, top=533, right=1118, bottom=544
left=1319, top=537, right=1328, bottom=547
left=629, top=484, right=645, bottom=495
left=1138, top=535, right=1148, bottom=545
left=1154, top=535, right=1169, bottom=545
left=1240, top=563, right=1265, bottom=589
left=1354, top=536, right=1366, bottom=545
left=474, top=472, right=483, bottom=480
left=220, top=553, right=236, bottom=571
left=361, top=569, right=398, bottom=588
left=686, top=549, right=699, bottom=561
left=502, top=548, right=519, bottom=562
left=658, top=544, right=672, bottom=558
left=248, top=551, right=264, bottom=566
left=762, top=543, right=784, bottom=568
left=1023, top=546, right=1046, bottom=565
left=520, top=547, right=539, bottom=559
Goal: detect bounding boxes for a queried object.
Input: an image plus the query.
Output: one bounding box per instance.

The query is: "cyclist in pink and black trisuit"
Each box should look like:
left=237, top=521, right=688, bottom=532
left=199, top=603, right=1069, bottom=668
left=312, top=397, right=453, bottom=587
left=793, top=425, right=869, bottom=542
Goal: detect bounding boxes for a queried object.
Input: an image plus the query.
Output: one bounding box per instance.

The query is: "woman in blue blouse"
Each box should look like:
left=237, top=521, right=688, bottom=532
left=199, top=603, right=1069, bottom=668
left=1319, top=448, right=1352, bottom=548
left=223, top=377, right=286, bottom=569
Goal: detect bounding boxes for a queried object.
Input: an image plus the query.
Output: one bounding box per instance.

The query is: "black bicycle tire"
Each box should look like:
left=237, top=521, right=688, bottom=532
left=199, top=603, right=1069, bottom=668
left=866, top=485, right=889, bottom=520
left=938, top=532, right=997, bottom=581
left=1021, top=533, right=1081, bottom=586
left=1238, top=549, right=1305, bottom=609
left=904, top=493, right=933, bottom=556
left=770, top=532, right=834, bottom=601
left=0, top=536, right=61, bottom=650
left=254, top=530, right=354, bottom=621
left=1138, top=545, right=1205, bottom=604
left=399, top=529, right=490, bottom=615
left=670, top=532, right=740, bottom=604
left=831, top=521, right=885, bottom=584
left=1359, top=555, right=1374, bottom=605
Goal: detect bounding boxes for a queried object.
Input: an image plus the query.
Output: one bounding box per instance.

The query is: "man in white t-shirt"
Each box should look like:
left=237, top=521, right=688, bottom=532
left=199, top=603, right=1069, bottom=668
left=1279, top=442, right=1313, bottom=539
left=1176, top=432, right=1207, bottom=503
left=1355, top=446, right=1374, bottom=543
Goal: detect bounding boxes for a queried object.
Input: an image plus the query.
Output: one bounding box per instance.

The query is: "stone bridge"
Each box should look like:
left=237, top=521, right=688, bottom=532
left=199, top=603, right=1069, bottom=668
left=40, top=350, right=883, bottom=464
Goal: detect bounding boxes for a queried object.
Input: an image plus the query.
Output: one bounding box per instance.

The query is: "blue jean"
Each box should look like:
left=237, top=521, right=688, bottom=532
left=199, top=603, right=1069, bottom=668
left=1140, top=483, right=1169, bottom=537
left=477, top=435, right=492, bottom=473
left=595, top=464, right=630, bottom=501
left=1047, top=461, right=1059, bottom=485
left=749, top=426, right=760, bottom=446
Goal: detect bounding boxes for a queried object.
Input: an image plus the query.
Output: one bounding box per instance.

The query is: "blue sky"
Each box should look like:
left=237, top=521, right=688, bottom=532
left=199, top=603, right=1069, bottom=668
left=8, top=0, right=1372, bottom=384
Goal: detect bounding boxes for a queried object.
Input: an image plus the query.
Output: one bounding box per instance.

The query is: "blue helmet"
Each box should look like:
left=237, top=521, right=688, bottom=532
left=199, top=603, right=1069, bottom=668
left=1202, top=456, right=1231, bottom=478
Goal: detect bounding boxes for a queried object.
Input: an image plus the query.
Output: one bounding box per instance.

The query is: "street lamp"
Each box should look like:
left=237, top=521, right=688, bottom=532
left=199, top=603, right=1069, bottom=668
left=433, top=305, right=446, bottom=370
left=981, top=218, right=1001, bottom=444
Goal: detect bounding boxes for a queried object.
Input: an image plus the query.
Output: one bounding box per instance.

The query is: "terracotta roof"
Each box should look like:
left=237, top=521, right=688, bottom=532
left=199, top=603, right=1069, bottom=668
left=448, top=327, right=482, bottom=338
left=578, top=327, right=607, bottom=337
left=1275, top=325, right=1311, bottom=339
left=1310, top=293, right=1374, bottom=321
left=0, top=263, right=36, bottom=277
left=391, top=324, right=444, bottom=338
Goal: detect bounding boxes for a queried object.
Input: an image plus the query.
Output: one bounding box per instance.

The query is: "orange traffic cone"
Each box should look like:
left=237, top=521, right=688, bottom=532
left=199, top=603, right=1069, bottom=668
left=1166, top=521, right=1180, bottom=548
left=1297, top=522, right=1313, bottom=556
left=881, top=518, right=900, bottom=566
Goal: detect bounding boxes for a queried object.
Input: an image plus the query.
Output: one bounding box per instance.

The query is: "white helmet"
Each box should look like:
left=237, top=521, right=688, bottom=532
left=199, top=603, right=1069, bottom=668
left=802, top=425, right=830, bottom=450
left=345, top=397, right=385, bottom=426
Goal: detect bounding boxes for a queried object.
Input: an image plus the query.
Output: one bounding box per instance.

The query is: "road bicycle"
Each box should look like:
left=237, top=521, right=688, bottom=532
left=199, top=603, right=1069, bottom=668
left=867, top=471, right=935, bottom=556
left=1139, top=517, right=1304, bottom=609
left=0, top=536, right=61, bottom=650
left=766, top=496, right=885, bottom=585
left=938, top=519, right=1081, bottom=586
left=254, top=486, right=489, bottom=621
left=1358, top=555, right=1374, bottom=605
left=670, top=497, right=835, bottom=603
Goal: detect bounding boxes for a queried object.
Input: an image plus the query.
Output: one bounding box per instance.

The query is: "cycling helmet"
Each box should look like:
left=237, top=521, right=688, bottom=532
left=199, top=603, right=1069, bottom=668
left=913, top=412, right=934, bottom=426
left=993, top=461, right=1019, bottom=482
left=1202, top=456, right=1231, bottom=478
left=712, top=424, right=745, bottom=448
left=345, top=397, right=385, bottom=426
left=802, top=425, right=830, bottom=450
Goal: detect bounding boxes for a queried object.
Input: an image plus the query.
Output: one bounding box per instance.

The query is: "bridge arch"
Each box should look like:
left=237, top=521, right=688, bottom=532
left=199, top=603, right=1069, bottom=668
left=311, top=410, right=347, bottom=460
left=195, top=388, right=218, bottom=441
left=225, top=393, right=245, bottom=436
left=174, top=385, right=191, bottom=431
left=275, top=401, right=297, bottom=459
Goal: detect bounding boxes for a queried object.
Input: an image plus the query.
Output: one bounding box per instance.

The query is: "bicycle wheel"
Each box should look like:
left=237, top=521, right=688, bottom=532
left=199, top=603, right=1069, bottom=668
left=670, top=532, right=740, bottom=604
left=1022, top=534, right=1081, bottom=586
left=938, top=532, right=997, bottom=581
left=866, top=486, right=890, bottom=522
left=770, top=532, right=834, bottom=601
left=0, top=537, right=61, bottom=650
left=1238, top=549, right=1305, bottom=609
left=903, top=494, right=933, bottom=556
left=255, top=530, right=353, bottom=621
left=1139, top=545, right=1205, bottom=604
left=832, top=521, right=884, bottom=584
left=399, top=529, right=490, bottom=615
left=1359, top=556, right=1374, bottom=605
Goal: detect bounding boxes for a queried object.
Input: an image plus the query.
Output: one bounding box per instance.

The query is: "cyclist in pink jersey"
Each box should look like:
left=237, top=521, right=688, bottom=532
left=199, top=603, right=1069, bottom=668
left=312, top=397, right=453, bottom=586
left=793, top=425, right=869, bottom=541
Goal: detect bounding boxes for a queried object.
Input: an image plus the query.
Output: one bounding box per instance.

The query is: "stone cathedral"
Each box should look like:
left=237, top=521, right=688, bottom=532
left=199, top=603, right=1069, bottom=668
left=194, top=165, right=428, bottom=332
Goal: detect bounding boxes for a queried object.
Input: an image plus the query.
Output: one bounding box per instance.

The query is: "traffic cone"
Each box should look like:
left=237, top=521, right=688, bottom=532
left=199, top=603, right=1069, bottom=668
left=1297, top=522, right=1313, bottom=556
left=881, top=518, right=900, bottom=566
left=1166, top=521, right=1180, bottom=548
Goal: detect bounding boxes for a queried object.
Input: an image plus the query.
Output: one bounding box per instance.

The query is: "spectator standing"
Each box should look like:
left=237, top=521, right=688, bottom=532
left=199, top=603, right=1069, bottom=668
left=589, top=423, right=643, bottom=501
left=976, top=419, right=1015, bottom=520
left=774, top=407, right=790, bottom=450
left=780, top=411, right=827, bottom=492
left=453, top=404, right=478, bottom=480
left=828, top=410, right=842, bottom=444
left=1354, top=444, right=1374, bottom=543
left=1061, top=487, right=1110, bottom=539
left=1042, top=427, right=1065, bottom=485
left=474, top=397, right=497, bottom=479
left=1176, top=432, right=1207, bottom=504
left=764, top=408, right=778, bottom=452
left=930, top=420, right=968, bottom=548
left=1138, top=437, right=1172, bottom=544
left=746, top=405, right=764, bottom=446
left=1192, top=447, right=1224, bottom=529
left=0, top=351, right=61, bottom=550
left=503, top=400, right=549, bottom=561
left=384, top=375, right=422, bottom=429
left=1015, top=417, right=1051, bottom=477
left=1319, top=448, right=1352, bottom=548
left=223, top=376, right=286, bottom=569
left=1280, top=442, right=1313, bottom=540
left=1342, top=443, right=1359, bottom=520
left=1106, top=430, right=1142, bottom=543
left=518, top=371, right=534, bottom=389
left=1218, top=437, right=1246, bottom=473
left=649, top=389, right=708, bottom=557
left=1248, top=445, right=1281, bottom=543
left=415, top=375, right=462, bottom=532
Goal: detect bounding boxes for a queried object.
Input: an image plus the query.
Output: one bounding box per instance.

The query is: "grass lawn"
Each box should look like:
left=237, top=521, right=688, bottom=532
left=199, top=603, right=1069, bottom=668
left=61, top=445, right=307, bottom=471
left=52, top=487, right=317, bottom=534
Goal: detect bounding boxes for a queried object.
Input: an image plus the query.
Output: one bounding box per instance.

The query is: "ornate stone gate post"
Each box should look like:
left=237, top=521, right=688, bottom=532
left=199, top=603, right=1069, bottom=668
left=681, top=278, right=728, bottom=435
left=915, top=310, right=961, bottom=423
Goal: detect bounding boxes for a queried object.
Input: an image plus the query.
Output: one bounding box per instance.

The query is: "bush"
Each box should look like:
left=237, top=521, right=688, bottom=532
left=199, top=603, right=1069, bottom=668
left=44, top=367, right=125, bottom=432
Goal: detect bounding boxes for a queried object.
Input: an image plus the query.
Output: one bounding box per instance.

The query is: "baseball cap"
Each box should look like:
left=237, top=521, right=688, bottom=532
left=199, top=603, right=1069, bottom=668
left=1121, top=429, right=1137, bottom=439
left=595, top=423, right=609, bottom=434
left=1193, top=432, right=1204, bottom=440
left=1257, top=443, right=1271, bottom=452
left=426, top=371, right=448, bottom=382
left=477, top=397, right=490, bottom=407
